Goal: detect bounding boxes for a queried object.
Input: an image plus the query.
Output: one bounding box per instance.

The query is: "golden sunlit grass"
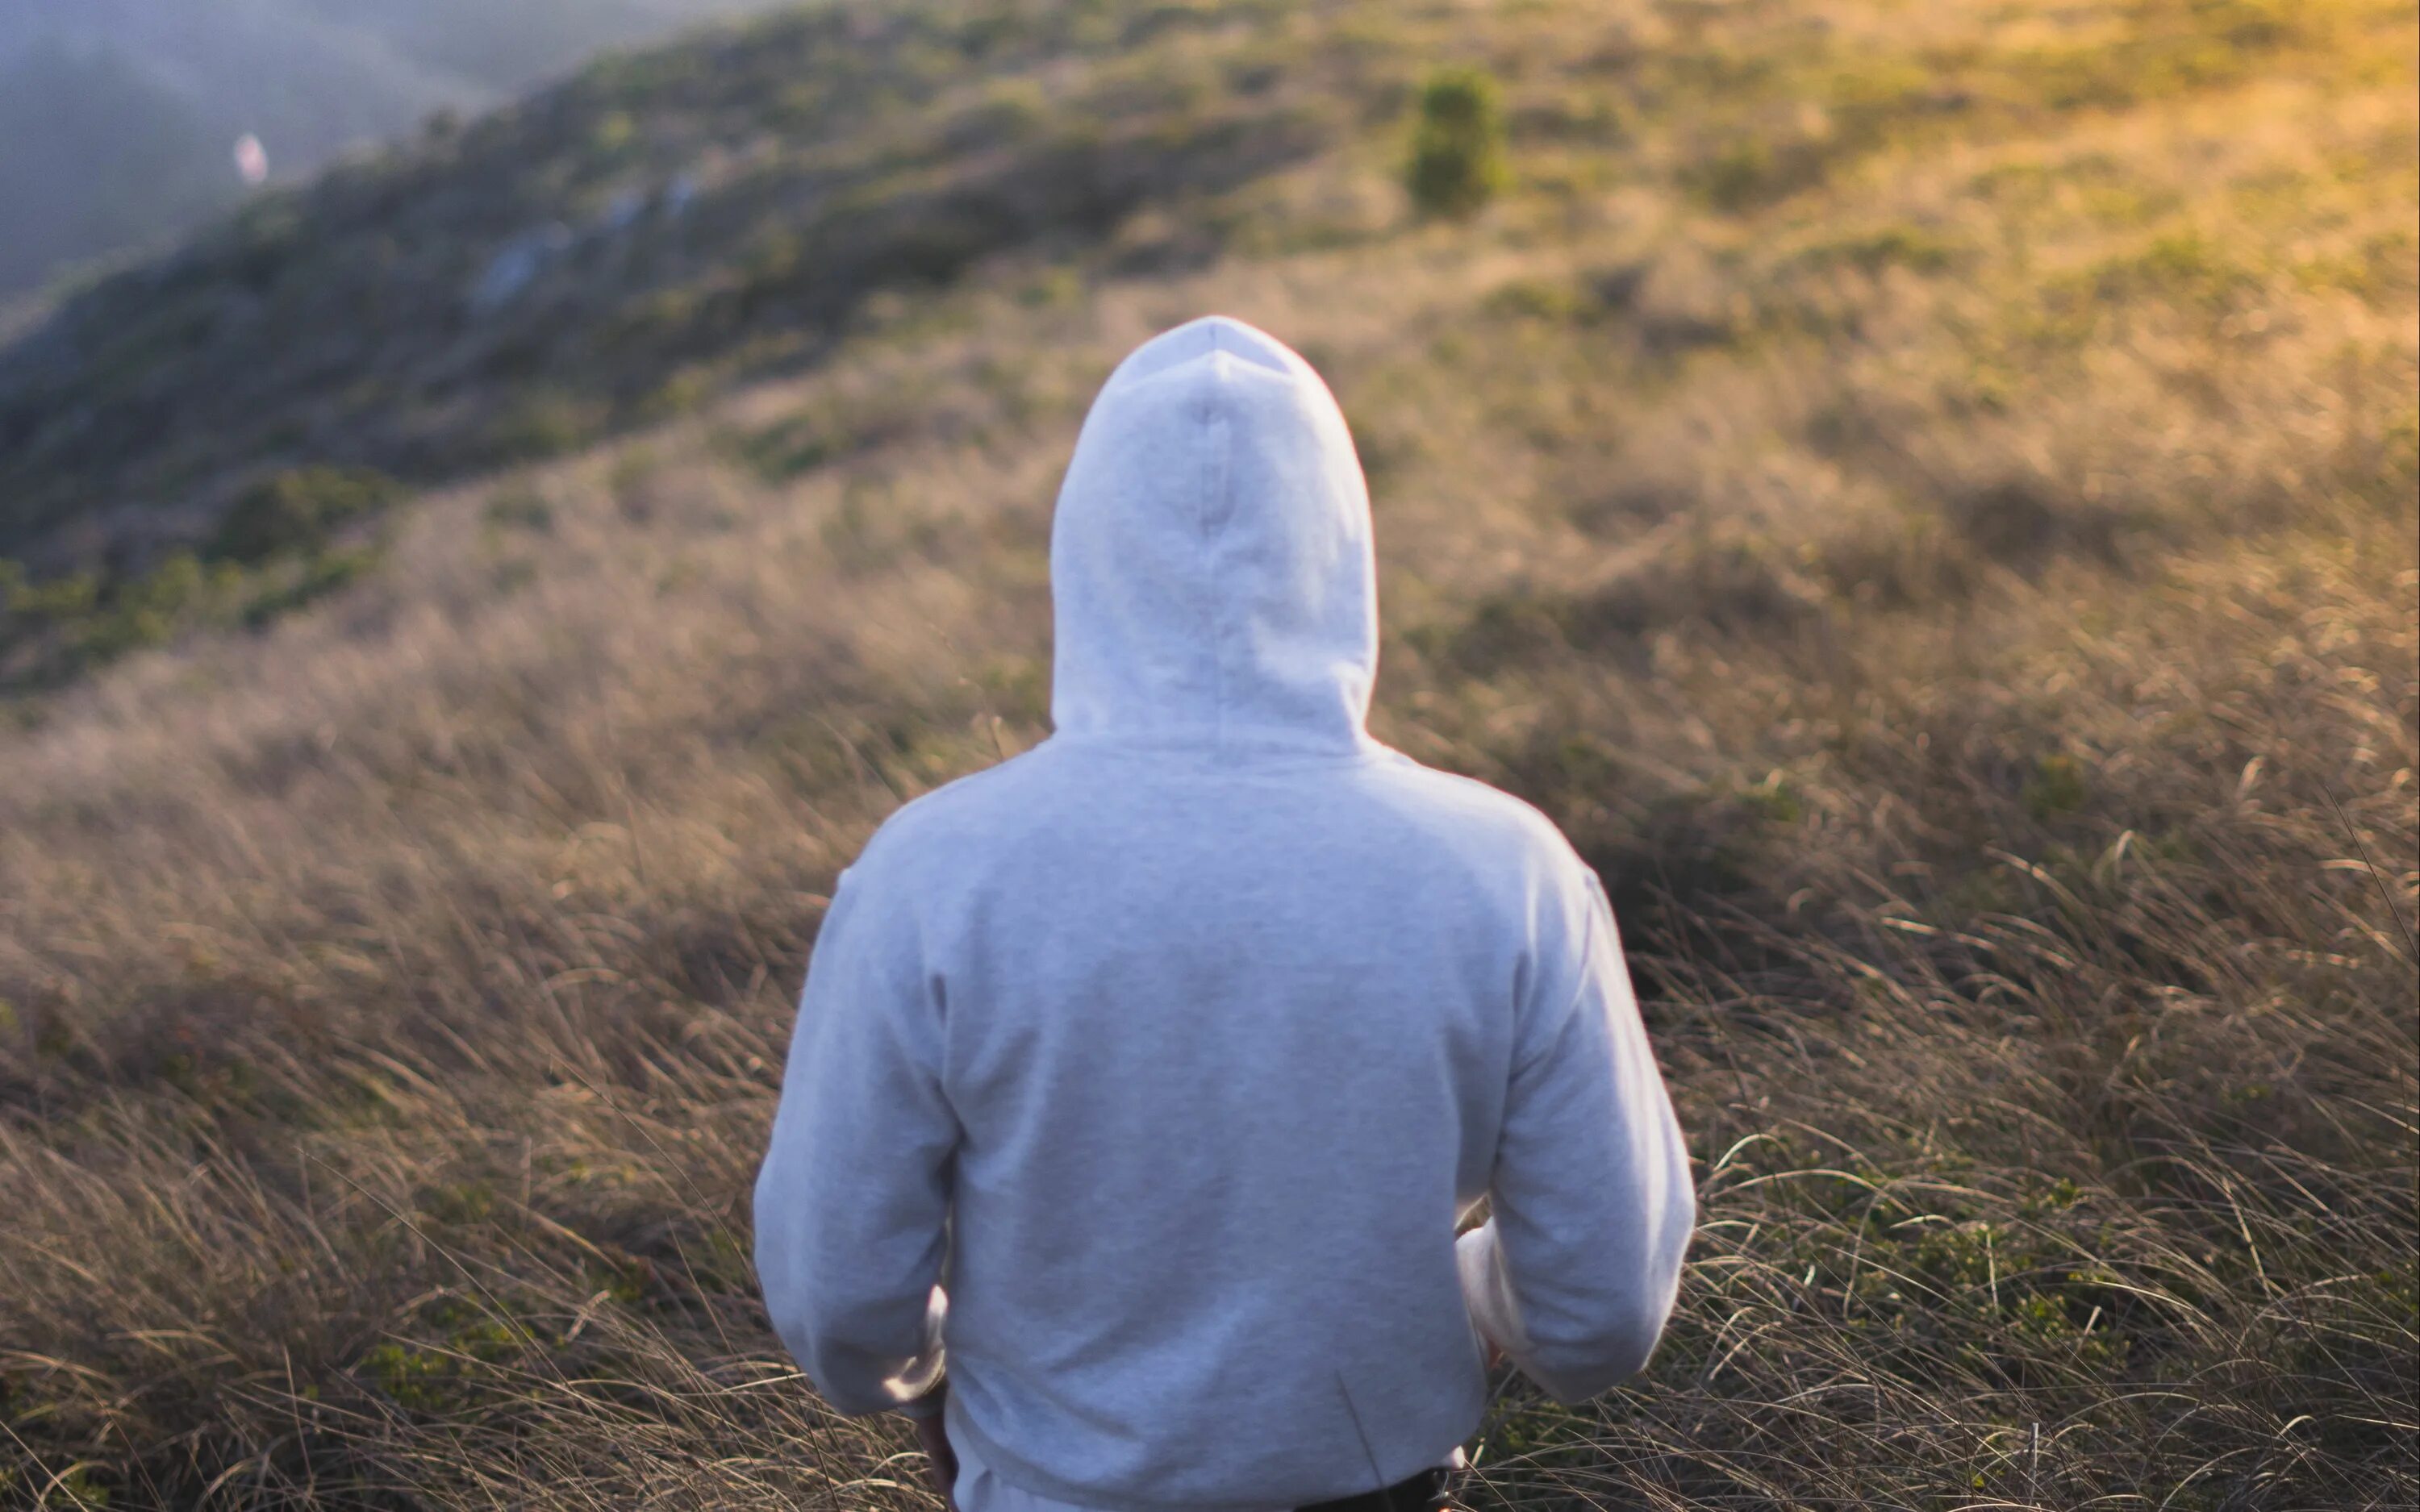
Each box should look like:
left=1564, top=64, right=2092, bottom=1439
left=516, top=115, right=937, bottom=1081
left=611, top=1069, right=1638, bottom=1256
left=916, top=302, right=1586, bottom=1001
left=2, top=1, right=2414, bottom=1507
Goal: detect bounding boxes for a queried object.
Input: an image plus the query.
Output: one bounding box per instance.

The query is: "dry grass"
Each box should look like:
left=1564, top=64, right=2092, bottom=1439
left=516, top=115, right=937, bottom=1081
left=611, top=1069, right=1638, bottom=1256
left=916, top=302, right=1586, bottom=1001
left=2, top=1, right=2414, bottom=1507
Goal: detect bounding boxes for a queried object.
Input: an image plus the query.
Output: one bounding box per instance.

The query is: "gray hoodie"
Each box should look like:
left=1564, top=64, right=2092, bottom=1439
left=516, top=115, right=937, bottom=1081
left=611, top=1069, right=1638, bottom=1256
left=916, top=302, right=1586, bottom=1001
left=753, top=315, right=1695, bottom=1509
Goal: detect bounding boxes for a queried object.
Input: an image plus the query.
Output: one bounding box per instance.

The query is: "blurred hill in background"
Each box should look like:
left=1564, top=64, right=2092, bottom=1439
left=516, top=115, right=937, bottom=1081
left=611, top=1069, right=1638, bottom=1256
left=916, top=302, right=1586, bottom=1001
left=0, top=2, right=2412, bottom=1507
left=0, top=0, right=792, bottom=298
left=0, top=0, right=1340, bottom=606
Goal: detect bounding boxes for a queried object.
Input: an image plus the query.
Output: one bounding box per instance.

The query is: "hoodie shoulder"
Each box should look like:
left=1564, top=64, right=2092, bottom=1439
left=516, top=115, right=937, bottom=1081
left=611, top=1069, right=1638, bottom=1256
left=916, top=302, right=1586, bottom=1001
left=1335, top=751, right=1604, bottom=911
left=845, top=745, right=1056, bottom=882
left=1371, top=752, right=1586, bottom=859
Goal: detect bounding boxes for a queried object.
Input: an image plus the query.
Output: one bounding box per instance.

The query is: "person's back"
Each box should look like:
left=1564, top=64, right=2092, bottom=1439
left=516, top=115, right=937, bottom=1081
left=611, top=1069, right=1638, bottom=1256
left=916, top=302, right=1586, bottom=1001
left=755, top=316, right=1695, bottom=1509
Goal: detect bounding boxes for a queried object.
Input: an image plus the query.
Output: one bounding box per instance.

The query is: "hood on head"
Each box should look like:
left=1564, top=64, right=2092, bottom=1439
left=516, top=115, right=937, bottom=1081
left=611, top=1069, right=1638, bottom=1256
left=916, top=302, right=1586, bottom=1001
left=1049, top=315, right=1378, bottom=753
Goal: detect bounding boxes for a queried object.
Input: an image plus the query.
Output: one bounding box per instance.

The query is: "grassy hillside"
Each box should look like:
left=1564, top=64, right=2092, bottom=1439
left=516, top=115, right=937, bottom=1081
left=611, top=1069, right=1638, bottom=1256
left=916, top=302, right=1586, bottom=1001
left=2, top=0, right=2414, bottom=1507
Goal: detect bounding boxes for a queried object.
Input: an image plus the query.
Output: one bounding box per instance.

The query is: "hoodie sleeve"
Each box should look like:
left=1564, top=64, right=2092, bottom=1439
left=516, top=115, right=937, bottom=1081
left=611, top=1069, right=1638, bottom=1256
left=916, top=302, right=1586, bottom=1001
left=753, top=866, right=957, bottom=1417
left=1461, top=868, right=1694, bottom=1403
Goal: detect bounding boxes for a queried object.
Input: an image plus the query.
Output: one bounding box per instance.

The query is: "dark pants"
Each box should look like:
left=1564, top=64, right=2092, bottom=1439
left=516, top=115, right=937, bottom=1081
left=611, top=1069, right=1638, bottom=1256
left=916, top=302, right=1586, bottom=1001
left=1296, top=1466, right=1452, bottom=1512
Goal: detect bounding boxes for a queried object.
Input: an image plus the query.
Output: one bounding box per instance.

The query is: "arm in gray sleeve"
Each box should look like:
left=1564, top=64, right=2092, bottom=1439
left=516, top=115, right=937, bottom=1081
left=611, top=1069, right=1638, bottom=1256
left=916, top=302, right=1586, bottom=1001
left=753, top=868, right=956, bottom=1415
left=1462, top=870, right=1694, bottom=1402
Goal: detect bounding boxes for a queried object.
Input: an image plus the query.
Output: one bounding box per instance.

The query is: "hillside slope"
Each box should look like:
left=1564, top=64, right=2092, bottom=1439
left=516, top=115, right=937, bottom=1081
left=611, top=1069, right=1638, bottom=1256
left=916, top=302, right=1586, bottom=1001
left=0, top=0, right=1354, bottom=577
left=0, top=0, right=792, bottom=298
left=2, top=1, right=2414, bottom=1508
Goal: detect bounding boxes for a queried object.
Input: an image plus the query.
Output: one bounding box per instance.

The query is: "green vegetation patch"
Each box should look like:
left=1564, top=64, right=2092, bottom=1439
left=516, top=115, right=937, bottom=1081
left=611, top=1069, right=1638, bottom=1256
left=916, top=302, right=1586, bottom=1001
left=211, top=467, right=402, bottom=565
left=0, top=466, right=399, bottom=691
left=1407, top=67, right=1509, bottom=219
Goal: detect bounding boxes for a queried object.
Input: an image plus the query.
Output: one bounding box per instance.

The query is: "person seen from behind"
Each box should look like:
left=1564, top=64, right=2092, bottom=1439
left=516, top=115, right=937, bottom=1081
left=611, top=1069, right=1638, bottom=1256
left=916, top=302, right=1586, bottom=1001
left=753, top=315, right=1696, bottom=1511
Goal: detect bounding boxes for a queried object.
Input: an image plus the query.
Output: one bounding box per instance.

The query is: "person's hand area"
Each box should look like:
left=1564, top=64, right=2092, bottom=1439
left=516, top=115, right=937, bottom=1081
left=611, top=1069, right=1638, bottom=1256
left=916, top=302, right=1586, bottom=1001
left=909, top=1381, right=957, bottom=1508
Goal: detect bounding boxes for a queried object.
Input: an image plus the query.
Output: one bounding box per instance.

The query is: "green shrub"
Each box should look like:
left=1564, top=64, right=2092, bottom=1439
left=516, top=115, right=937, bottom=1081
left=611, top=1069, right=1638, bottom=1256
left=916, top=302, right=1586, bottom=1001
left=482, top=390, right=598, bottom=464
left=239, top=543, right=381, bottom=627
left=1483, top=276, right=1589, bottom=322
left=2024, top=752, right=2091, bottom=818
left=1, top=562, right=97, bottom=621
left=721, top=414, right=836, bottom=481
left=1696, top=139, right=1779, bottom=210
left=210, top=468, right=402, bottom=564
left=1406, top=68, right=1507, bottom=219
left=482, top=485, right=554, bottom=534
left=75, top=552, right=223, bottom=659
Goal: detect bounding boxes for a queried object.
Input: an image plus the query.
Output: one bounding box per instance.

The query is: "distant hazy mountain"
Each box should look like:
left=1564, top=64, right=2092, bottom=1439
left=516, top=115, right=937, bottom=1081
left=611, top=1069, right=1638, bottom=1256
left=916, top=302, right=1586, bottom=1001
left=0, top=0, right=786, bottom=295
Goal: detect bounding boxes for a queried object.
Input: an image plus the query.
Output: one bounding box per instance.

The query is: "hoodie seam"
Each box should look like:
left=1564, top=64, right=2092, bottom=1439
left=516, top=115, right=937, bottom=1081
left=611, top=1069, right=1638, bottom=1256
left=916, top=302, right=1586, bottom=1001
left=1200, top=335, right=1236, bottom=761
left=1208, top=403, right=1235, bottom=760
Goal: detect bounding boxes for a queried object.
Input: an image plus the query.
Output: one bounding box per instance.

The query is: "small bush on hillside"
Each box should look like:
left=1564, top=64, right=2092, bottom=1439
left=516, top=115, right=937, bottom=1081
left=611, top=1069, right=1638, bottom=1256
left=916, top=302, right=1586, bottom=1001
left=1406, top=68, right=1507, bottom=219
left=0, top=542, right=365, bottom=690
left=482, top=390, right=599, bottom=464
left=210, top=468, right=402, bottom=565
left=482, top=485, right=554, bottom=534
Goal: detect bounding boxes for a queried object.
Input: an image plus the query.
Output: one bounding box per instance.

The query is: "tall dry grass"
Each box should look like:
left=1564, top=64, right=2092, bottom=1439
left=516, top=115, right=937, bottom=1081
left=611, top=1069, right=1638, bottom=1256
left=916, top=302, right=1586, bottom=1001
left=3, top=0, right=2414, bottom=1507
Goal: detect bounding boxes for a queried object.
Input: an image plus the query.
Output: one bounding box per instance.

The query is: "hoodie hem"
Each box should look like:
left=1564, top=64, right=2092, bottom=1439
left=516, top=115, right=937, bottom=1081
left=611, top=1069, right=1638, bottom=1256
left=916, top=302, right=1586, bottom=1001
left=945, top=1400, right=1475, bottom=1512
